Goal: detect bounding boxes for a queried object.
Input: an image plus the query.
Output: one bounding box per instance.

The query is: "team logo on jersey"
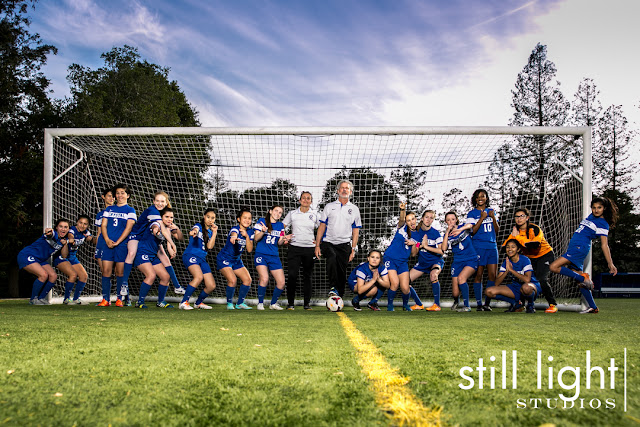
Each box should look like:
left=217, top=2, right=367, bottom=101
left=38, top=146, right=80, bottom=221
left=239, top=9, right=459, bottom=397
left=142, top=255, right=149, bottom=261
left=223, top=260, right=229, bottom=266
left=385, top=261, right=390, bottom=268
left=309, top=214, right=314, bottom=220
left=28, top=256, right=35, bottom=262
left=348, top=209, right=352, bottom=215
left=189, top=257, right=197, bottom=264
left=256, top=257, right=263, bottom=263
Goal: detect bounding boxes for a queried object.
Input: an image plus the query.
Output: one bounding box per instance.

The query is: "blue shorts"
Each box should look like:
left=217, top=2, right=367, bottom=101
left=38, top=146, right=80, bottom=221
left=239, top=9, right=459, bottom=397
left=562, top=244, right=589, bottom=271
left=53, top=255, right=80, bottom=267
left=17, top=251, right=48, bottom=270
left=507, top=283, right=522, bottom=301
left=451, top=258, right=479, bottom=278
left=413, top=259, right=445, bottom=273
left=216, top=256, right=244, bottom=271
left=128, top=234, right=138, bottom=241
left=383, top=257, right=409, bottom=275
left=134, top=251, right=161, bottom=267
left=102, top=243, right=128, bottom=263
left=476, top=247, right=499, bottom=266
left=94, top=246, right=103, bottom=260
left=254, top=254, right=283, bottom=271
left=183, top=254, right=212, bottom=275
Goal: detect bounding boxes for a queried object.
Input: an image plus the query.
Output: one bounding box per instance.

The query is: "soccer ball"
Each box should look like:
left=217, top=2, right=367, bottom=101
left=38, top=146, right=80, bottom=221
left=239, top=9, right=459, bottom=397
left=326, top=295, right=344, bottom=312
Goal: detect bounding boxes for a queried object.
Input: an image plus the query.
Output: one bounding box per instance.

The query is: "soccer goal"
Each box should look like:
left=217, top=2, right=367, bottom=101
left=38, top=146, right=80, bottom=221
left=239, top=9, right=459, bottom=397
left=44, top=126, right=592, bottom=310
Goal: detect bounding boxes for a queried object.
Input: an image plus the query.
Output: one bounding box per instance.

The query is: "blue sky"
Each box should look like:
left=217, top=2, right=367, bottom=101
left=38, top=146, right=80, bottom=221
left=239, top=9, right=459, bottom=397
left=30, top=0, right=640, bottom=131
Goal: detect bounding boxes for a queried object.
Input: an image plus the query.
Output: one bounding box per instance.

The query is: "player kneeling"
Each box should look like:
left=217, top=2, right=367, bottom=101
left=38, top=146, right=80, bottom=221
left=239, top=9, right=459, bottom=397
left=348, top=250, right=390, bottom=311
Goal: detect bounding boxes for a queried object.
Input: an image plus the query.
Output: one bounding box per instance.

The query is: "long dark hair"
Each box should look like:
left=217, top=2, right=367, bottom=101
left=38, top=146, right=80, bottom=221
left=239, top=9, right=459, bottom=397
left=471, top=189, right=490, bottom=208
left=405, top=211, right=416, bottom=239
left=514, top=207, right=542, bottom=238
left=236, top=206, right=251, bottom=229
left=200, top=208, right=215, bottom=245
left=265, top=204, right=283, bottom=232
left=592, top=197, right=619, bottom=228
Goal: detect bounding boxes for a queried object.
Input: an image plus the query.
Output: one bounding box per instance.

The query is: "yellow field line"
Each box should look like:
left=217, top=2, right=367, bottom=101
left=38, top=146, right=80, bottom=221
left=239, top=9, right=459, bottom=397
left=337, top=312, right=443, bottom=427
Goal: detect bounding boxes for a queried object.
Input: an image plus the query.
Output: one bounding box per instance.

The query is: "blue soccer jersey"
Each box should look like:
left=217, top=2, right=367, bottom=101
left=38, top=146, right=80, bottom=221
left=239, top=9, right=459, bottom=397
left=136, top=220, right=163, bottom=256
left=254, top=218, right=284, bottom=257
left=218, top=226, right=254, bottom=262
left=447, top=225, right=478, bottom=262
left=348, top=262, right=388, bottom=290
left=414, top=226, right=444, bottom=266
left=569, top=213, right=610, bottom=251
left=68, top=226, right=91, bottom=259
left=131, top=205, right=162, bottom=238
left=24, top=231, right=67, bottom=262
left=384, top=224, right=417, bottom=261
left=102, top=204, right=137, bottom=242
left=465, top=208, right=498, bottom=249
left=183, top=223, right=213, bottom=260
left=95, top=209, right=106, bottom=250
left=499, top=255, right=540, bottom=287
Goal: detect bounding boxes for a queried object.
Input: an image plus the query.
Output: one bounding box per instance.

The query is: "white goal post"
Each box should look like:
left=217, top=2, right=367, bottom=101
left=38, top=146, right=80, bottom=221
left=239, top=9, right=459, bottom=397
left=43, top=126, right=592, bottom=310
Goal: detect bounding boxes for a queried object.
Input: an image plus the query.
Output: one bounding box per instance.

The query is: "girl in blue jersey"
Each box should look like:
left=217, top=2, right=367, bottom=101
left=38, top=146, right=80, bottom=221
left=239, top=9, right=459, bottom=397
left=217, top=207, right=254, bottom=310
left=349, top=250, right=390, bottom=311
left=54, top=215, right=94, bottom=305
left=94, top=188, right=114, bottom=273
left=99, top=184, right=137, bottom=307
left=18, top=219, right=71, bottom=305
left=121, top=191, right=179, bottom=303
left=133, top=207, right=176, bottom=309
left=179, top=208, right=218, bottom=310
left=441, top=211, right=478, bottom=312
left=254, top=205, right=293, bottom=311
left=486, top=239, right=541, bottom=313
left=465, top=189, right=499, bottom=311
left=383, top=203, right=420, bottom=312
left=409, top=210, right=445, bottom=311
left=550, top=197, right=618, bottom=314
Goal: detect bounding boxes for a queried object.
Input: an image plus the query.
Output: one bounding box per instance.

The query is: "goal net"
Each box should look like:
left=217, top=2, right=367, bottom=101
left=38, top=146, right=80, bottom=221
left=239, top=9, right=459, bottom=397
left=45, top=127, right=592, bottom=310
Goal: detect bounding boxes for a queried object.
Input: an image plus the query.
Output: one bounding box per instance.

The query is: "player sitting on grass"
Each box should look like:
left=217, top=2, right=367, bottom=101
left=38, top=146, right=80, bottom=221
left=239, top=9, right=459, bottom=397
left=349, top=250, right=390, bottom=311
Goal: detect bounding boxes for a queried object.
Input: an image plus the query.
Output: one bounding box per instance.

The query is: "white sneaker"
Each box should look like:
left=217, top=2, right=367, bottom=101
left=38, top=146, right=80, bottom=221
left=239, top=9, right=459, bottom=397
left=270, top=302, right=284, bottom=310
left=195, top=302, right=212, bottom=310
left=256, top=303, right=264, bottom=311
left=74, top=298, right=86, bottom=305
left=174, top=286, right=186, bottom=295
left=179, top=302, right=194, bottom=310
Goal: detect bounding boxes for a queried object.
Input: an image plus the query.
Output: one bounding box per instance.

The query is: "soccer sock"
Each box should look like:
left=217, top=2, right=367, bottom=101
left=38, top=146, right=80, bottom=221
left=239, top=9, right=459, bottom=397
left=432, top=282, right=441, bottom=306
left=122, top=262, right=133, bottom=286
left=387, top=289, right=397, bottom=308
left=370, top=288, right=384, bottom=304
left=237, top=284, right=251, bottom=304
left=195, top=290, right=209, bottom=305
left=257, top=286, right=267, bottom=304
left=559, top=266, right=583, bottom=281
left=225, top=286, right=236, bottom=303
left=101, top=276, right=111, bottom=301
left=38, top=281, right=56, bottom=299
left=353, top=293, right=360, bottom=303
left=459, top=282, right=470, bottom=307
left=74, top=281, right=86, bottom=300
left=484, top=280, right=495, bottom=306
left=157, top=284, right=168, bottom=303
left=165, top=265, right=181, bottom=288
left=270, top=287, right=284, bottom=305
left=402, top=291, right=410, bottom=307
left=473, top=282, right=482, bottom=305
left=64, top=282, right=74, bottom=300
left=138, top=282, right=151, bottom=303
left=453, top=295, right=459, bottom=304
left=182, top=285, right=197, bottom=304
left=526, top=292, right=535, bottom=308
left=116, top=276, right=124, bottom=300
left=580, top=288, right=597, bottom=309
left=409, top=286, right=423, bottom=306
left=31, top=279, right=45, bottom=300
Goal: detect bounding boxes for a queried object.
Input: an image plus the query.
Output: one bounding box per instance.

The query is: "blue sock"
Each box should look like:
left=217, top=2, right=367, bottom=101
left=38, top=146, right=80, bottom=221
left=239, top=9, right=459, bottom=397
left=157, top=284, right=168, bottom=303
left=196, top=290, right=209, bottom=305
left=526, top=292, right=535, bottom=308
left=74, top=281, right=86, bottom=300
left=484, top=280, right=495, bottom=306
left=182, top=285, right=197, bottom=303
left=580, top=288, right=597, bottom=309
left=138, top=282, right=151, bottom=303
left=257, top=286, right=267, bottom=303
left=560, top=266, right=583, bottom=281
left=38, top=281, right=56, bottom=299
left=64, top=282, right=74, bottom=300
left=370, top=288, right=384, bottom=304
left=459, top=282, right=470, bottom=307
left=116, top=276, right=124, bottom=300
left=101, top=276, right=111, bottom=301
left=165, top=265, right=181, bottom=288
left=353, top=293, right=360, bottom=303
left=495, top=294, right=516, bottom=305
left=402, top=291, right=410, bottom=307
left=387, top=289, right=397, bottom=308
left=432, top=282, right=441, bottom=306
left=237, top=285, right=250, bottom=304
left=31, top=279, right=45, bottom=300
left=226, top=286, right=236, bottom=303
left=270, top=287, right=284, bottom=305
left=473, top=282, right=482, bottom=305
left=122, top=262, right=133, bottom=285
left=409, top=286, right=423, bottom=306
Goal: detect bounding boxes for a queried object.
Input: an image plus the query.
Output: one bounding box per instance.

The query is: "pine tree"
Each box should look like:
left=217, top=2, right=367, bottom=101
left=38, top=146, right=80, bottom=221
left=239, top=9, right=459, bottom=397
left=594, top=105, right=635, bottom=195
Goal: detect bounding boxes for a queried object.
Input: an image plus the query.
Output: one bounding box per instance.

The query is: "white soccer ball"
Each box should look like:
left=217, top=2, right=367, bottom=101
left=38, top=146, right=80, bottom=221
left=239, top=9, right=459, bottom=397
left=326, top=295, right=344, bottom=312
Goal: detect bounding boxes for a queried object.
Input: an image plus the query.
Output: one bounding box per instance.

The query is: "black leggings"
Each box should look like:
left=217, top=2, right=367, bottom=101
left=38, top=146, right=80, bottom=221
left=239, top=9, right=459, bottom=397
left=530, top=251, right=557, bottom=306
left=287, top=245, right=315, bottom=306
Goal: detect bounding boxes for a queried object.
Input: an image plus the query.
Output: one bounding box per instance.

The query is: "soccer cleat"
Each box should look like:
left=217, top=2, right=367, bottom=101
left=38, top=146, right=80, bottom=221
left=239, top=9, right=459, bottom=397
left=124, top=300, right=132, bottom=307
left=387, top=304, right=395, bottom=312
left=328, top=287, right=338, bottom=297
left=505, top=303, right=523, bottom=313
left=226, top=303, right=235, bottom=310
left=287, top=305, right=295, bottom=310
left=476, top=304, right=484, bottom=311
left=303, top=305, right=312, bottom=311
left=134, top=301, right=148, bottom=309
left=403, top=305, right=413, bottom=312
left=482, top=305, right=493, bottom=312
left=73, top=298, right=85, bottom=305
left=411, top=304, right=424, bottom=310
left=270, top=302, right=284, bottom=311
left=115, top=299, right=124, bottom=307
left=526, top=305, right=536, bottom=314
left=578, top=273, right=594, bottom=290
left=63, top=298, right=72, bottom=305
left=580, top=307, right=599, bottom=314
left=544, top=304, right=558, bottom=313
left=173, top=286, right=186, bottom=295
left=256, top=303, right=265, bottom=311
left=352, top=298, right=362, bottom=312
left=30, top=298, right=44, bottom=305
left=195, top=302, right=212, bottom=310
left=451, top=301, right=459, bottom=311
left=426, top=304, right=441, bottom=312
left=367, top=302, right=380, bottom=311
left=235, top=302, right=252, bottom=310
left=179, top=302, right=194, bottom=310
left=457, top=306, right=471, bottom=312
left=96, top=299, right=110, bottom=307
left=156, top=301, right=174, bottom=308
left=38, top=298, right=51, bottom=305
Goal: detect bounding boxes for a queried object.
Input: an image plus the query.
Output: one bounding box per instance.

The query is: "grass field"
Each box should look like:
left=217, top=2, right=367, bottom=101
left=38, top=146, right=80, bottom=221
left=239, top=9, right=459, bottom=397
left=0, top=298, right=638, bottom=426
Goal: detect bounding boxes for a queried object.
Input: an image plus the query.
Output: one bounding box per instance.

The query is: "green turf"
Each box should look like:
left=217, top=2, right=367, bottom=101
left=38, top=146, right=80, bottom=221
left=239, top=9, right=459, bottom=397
left=0, top=299, right=638, bottom=426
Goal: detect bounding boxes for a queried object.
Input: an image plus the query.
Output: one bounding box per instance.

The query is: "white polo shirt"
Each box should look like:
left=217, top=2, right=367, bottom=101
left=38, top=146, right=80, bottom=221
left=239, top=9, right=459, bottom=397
left=319, top=200, right=362, bottom=245
left=282, top=207, right=320, bottom=248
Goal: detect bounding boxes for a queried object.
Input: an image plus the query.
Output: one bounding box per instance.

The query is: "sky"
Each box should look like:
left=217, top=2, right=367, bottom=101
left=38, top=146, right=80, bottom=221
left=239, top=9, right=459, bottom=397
left=28, top=0, right=639, bottom=186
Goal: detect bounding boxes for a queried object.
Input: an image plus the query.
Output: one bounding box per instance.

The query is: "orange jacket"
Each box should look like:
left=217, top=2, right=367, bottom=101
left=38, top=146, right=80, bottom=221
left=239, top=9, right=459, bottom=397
left=502, top=223, right=552, bottom=258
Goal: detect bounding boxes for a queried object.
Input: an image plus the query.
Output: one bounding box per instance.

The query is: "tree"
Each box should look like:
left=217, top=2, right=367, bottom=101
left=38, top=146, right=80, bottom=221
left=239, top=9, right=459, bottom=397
left=570, top=78, right=602, bottom=127
left=0, top=0, right=60, bottom=297
left=594, top=105, right=635, bottom=195
left=238, top=179, right=299, bottom=220
left=440, top=188, right=469, bottom=222
left=389, top=164, right=433, bottom=214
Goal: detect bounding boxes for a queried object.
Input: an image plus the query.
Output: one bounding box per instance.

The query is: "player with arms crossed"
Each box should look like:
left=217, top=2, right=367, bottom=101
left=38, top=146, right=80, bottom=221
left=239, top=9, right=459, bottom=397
left=409, top=210, right=445, bottom=311
left=441, top=211, right=478, bottom=312
left=549, top=196, right=618, bottom=314
left=55, top=215, right=94, bottom=305
left=349, top=250, right=390, bottom=311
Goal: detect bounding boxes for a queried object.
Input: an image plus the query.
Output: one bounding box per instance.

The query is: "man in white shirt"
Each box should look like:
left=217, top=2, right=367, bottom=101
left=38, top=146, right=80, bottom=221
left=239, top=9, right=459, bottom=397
left=315, top=180, right=362, bottom=297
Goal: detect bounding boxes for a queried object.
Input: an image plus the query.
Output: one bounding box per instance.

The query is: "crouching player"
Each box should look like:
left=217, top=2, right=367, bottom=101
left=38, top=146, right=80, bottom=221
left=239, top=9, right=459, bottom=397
left=409, top=210, right=445, bottom=311
left=348, top=250, right=390, bottom=311
left=485, top=239, right=541, bottom=313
